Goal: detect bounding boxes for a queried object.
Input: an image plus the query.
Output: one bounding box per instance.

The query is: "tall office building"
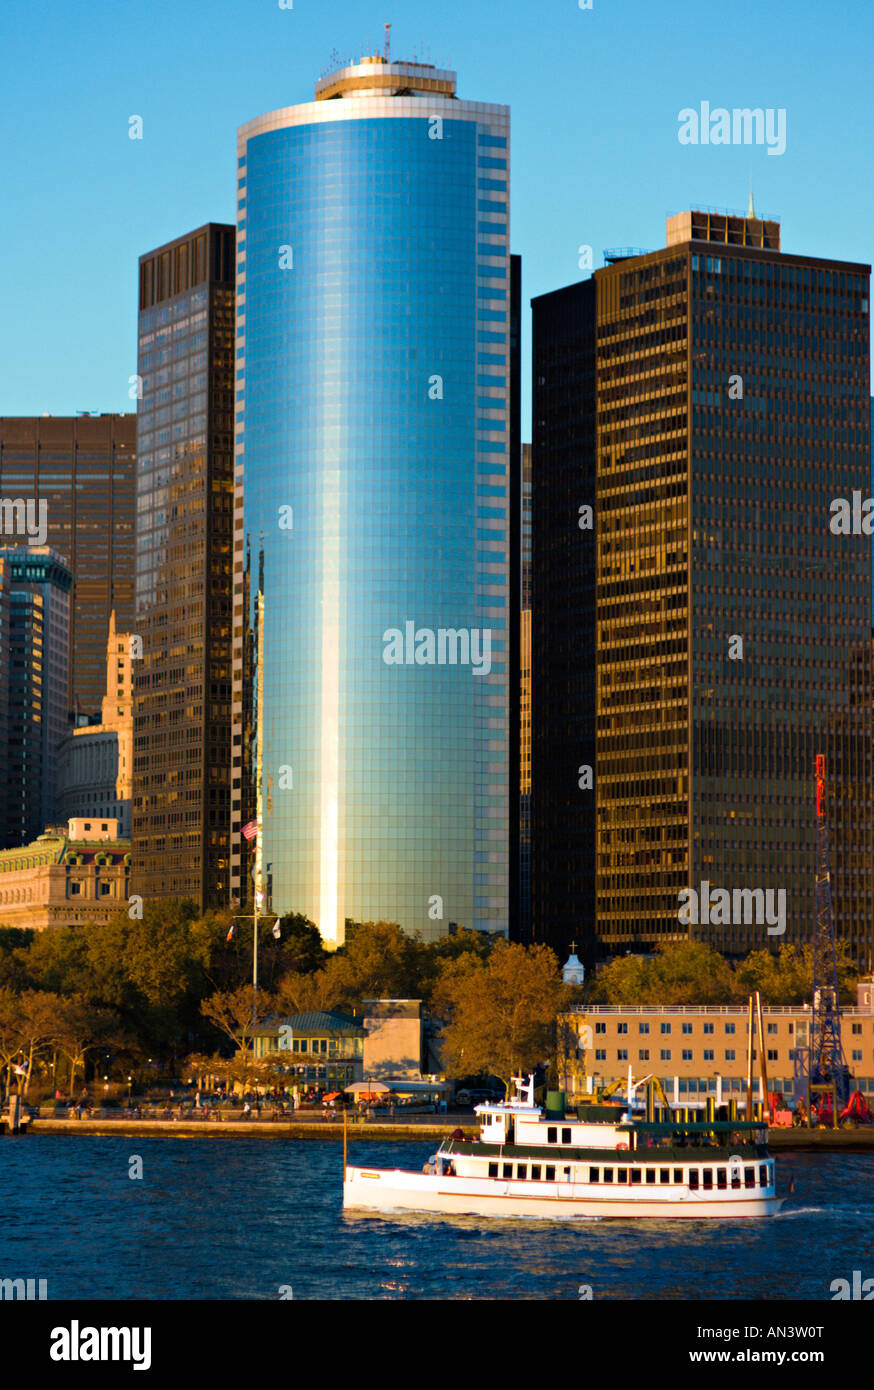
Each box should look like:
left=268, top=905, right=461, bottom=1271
left=132, top=224, right=235, bottom=909
left=232, top=51, right=516, bottom=943
left=57, top=611, right=135, bottom=837
left=519, top=443, right=532, bottom=940
left=0, top=547, right=72, bottom=847
left=0, top=415, right=136, bottom=718
left=533, top=210, right=872, bottom=961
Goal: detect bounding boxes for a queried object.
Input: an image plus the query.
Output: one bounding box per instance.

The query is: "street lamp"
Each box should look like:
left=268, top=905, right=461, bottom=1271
left=127, top=1075, right=133, bottom=1105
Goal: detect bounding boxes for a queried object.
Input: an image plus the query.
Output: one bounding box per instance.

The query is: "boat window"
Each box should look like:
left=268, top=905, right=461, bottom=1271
left=744, top=1166, right=755, bottom=1189
left=702, top=1169, right=713, bottom=1190
left=561, top=1127, right=572, bottom=1144
left=531, top=1165, right=541, bottom=1180
left=716, top=1168, right=727, bottom=1190
left=673, top=1168, right=683, bottom=1184
left=488, top=1162, right=498, bottom=1178
left=545, top=1166, right=556, bottom=1182
left=659, top=1168, right=670, bottom=1184
left=589, top=1167, right=600, bottom=1183
left=688, top=1169, right=699, bottom=1189
left=547, top=1126, right=557, bottom=1144
left=644, top=1168, right=655, bottom=1184
left=759, top=1164, right=769, bottom=1187
left=502, top=1163, right=513, bottom=1179
left=516, top=1165, right=527, bottom=1180
left=730, top=1167, right=741, bottom=1190
left=617, top=1167, right=628, bottom=1184
left=630, top=1169, right=642, bottom=1184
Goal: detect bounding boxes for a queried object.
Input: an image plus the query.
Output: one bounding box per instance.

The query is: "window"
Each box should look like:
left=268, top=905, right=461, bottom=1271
left=660, top=1049, right=671, bottom=1061
left=617, top=1167, right=628, bottom=1184
left=602, top=1167, right=613, bottom=1183
left=617, top=1022, right=628, bottom=1034
left=595, top=1021, right=606, bottom=1034
left=547, top=1126, right=557, bottom=1143
left=702, top=1169, right=713, bottom=1190
left=730, top=1166, right=741, bottom=1190
left=488, top=1162, right=498, bottom=1178
left=682, top=1049, right=692, bottom=1061
left=545, top=1166, right=556, bottom=1182
left=744, top=1166, right=755, bottom=1189
left=673, top=1168, right=683, bottom=1184
left=703, top=1023, right=714, bottom=1035
left=595, top=1049, right=606, bottom=1061
left=639, top=1049, right=650, bottom=1061
left=716, top=1168, right=727, bottom=1190
left=767, top=1050, right=778, bottom=1062
left=630, top=1169, right=642, bottom=1184
left=852, top=1023, right=862, bottom=1036
left=531, top=1165, right=541, bottom=1180
left=70, top=883, right=82, bottom=895
left=703, top=1050, right=714, bottom=1061
left=645, top=1169, right=656, bottom=1184
left=516, top=1165, right=527, bottom=1180
left=661, top=1023, right=671, bottom=1035
left=561, top=1127, right=571, bottom=1144
left=725, top=1022, right=736, bottom=1034
left=617, top=1049, right=628, bottom=1061
left=502, top=1163, right=513, bottom=1179
left=639, top=1022, right=650, bottom=1034
left=852, top=1050, right=863, bottom=1062
left=589, top=1167, right=600, bottom=1183
left=767, top=1023, right=778, bottom=1035
left=759, top=1164, right=769, bottom=1187
left=725, top=1049, right=736, bottom=1061
left=688, top=1169, right=699, bottom=1190
left=682, top=1023, right=692, bottom=1035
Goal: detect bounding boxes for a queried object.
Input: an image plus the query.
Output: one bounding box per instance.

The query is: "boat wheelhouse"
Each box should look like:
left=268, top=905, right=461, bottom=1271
left=343, top=1074, right=783, bottom=1219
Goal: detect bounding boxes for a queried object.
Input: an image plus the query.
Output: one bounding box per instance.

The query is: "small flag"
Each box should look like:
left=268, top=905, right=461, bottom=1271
left=226, top=922, right=236, bottom=942
left=12, top=1064, right=27, bottom=1076
left=242, top=820, right=259, bottom=841
left=272, top=922, right=281, bottom=940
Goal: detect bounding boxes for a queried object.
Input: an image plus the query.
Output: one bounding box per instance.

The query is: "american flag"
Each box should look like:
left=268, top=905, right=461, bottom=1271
left=241, top=820, right=259, bottom=841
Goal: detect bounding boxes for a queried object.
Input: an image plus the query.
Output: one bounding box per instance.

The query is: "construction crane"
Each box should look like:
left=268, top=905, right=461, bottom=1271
left=807, top=754, right=852, bottom=1122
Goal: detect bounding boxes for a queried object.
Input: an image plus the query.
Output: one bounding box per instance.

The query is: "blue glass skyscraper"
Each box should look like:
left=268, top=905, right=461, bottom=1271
left=231, top=52, right=513, bottom=945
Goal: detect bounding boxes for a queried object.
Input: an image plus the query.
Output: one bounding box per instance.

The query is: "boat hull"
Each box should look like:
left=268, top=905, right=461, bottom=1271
left=343, top=1166, right=784, bottom=1219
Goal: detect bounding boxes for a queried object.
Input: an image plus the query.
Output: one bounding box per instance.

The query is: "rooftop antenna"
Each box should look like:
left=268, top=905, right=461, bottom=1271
left=748, top=169, right=757, bottom=220
left=384, top=22, right=391, bottom=61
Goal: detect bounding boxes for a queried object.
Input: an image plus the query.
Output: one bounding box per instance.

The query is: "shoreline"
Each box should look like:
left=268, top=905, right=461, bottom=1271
left=6, top=1118, right=874, bottom=1148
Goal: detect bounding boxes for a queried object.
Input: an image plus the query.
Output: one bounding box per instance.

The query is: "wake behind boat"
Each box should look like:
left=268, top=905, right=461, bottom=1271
left=343, top=1074, right=783, bottom=1219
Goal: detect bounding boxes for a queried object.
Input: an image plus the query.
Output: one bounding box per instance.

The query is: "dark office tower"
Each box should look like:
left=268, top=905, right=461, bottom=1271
left=0, top=415, right=136, bottom=717
left=519, top=443, right=532, bottom=940
left=0, top=547, right=72, bottom=847
left=531, top=279, right=597, bottom=958
left=132, top=224, right=235, bottom=910
left=534, top=210, right=872, bottom=961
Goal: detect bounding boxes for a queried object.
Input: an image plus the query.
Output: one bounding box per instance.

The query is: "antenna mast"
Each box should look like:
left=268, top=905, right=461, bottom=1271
left=384, top=22, right=391, bottom=61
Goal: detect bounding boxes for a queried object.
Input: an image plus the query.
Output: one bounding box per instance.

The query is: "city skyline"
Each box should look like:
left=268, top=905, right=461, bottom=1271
left=4, top=1, right=874, bottom=429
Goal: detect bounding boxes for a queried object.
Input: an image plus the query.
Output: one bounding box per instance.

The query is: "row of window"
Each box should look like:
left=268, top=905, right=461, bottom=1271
left=598, top=1048, right=788, bottom=1062
left=595, top=1021, right=779, bottom=1034
left=485, top=1161, right=771, bottom=1189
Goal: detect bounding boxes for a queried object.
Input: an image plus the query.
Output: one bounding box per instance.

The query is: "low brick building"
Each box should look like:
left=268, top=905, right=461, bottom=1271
left=0, top=817, right=131, bottom=930
left=558, top=983, right=874, bottom=1105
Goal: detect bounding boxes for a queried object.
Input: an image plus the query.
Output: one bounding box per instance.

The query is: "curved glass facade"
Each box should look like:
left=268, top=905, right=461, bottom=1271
left=232, top=65, right=511, bottom=944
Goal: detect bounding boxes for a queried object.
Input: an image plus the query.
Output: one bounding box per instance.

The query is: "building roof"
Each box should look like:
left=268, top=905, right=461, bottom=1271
left=0, top=829, right=131, bottom=873
left=257, top=1011, right=364, bottom=1036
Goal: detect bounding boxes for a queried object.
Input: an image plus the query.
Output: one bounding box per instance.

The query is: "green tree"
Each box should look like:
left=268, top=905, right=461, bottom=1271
left=437, top=941, right=571, bottom=1091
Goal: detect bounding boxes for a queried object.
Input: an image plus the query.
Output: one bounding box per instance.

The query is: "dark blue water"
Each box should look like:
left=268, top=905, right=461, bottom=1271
left=1, top=1137, right=871, bottom=1299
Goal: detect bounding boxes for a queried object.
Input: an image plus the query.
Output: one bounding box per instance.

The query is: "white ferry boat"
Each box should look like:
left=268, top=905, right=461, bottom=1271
left=343, top=1074, right=783, bottom=1219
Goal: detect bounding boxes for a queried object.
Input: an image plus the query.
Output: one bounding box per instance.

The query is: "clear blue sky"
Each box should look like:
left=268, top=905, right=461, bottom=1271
left=1, top=0, right=872, bottom=436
